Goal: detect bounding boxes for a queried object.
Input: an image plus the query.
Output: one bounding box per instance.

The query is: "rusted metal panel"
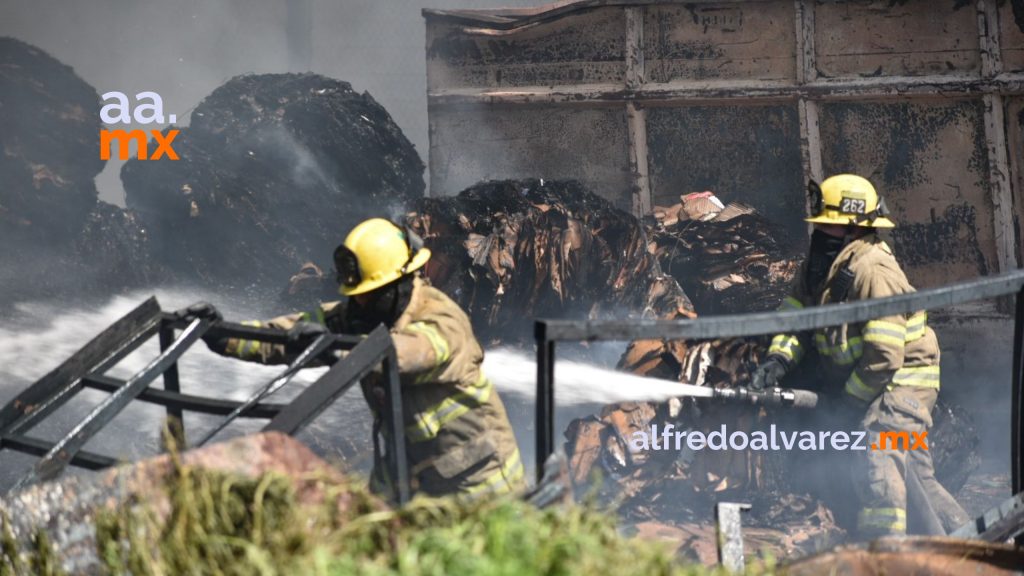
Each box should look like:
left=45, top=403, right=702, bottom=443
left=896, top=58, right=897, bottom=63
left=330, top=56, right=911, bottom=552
left=645, top=103, right=806, bottom=245
left=642, top=1, right=795, bottom=84
left=818, top=99, right=996, bottom=287
left=815, top=1, right=982, bottom=79
left=425, top=6, right=626, bottom=91
left=1009, top=97, right=1024, bottom=267
left=425, top=0, right=1021, bottom=278
left=1000, top=0, right=1024, bottom=73
left=427, top=105, right=632, bottom=208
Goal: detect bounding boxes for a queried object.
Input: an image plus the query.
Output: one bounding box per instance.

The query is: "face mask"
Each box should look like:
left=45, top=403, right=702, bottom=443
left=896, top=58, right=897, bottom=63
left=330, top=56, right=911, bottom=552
left=805, top=230, right=846, bottom=293
left=344, top=275, right=415, bottom=333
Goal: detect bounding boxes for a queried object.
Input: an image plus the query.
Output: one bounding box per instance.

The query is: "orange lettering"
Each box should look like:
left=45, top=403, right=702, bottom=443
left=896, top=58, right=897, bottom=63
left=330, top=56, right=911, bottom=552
left=149, top=129, right=179, bottom=160
left=100, top=129, right=148, bottom=160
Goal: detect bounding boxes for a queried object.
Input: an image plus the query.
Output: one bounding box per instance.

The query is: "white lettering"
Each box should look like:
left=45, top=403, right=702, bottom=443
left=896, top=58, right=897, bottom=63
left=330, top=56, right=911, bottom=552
left=831, top=431, right=850, bottom=450
left=629, top=431, right=650, bottom=452
left=100, top=91, right=131, bottom=124
left=850, top=431, right=868, bottom=450
left=707, top=425, right=727, bottom=450
left=133, top=91, right=165, bottom=124
left=687, top=431, right=707, bottom=451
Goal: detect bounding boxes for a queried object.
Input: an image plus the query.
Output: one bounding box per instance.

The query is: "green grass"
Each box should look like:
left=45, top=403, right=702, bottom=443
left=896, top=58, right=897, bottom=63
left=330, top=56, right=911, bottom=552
left=89, top=453, right=752, bottom=576
left=1, top=445, right=771, bottom=576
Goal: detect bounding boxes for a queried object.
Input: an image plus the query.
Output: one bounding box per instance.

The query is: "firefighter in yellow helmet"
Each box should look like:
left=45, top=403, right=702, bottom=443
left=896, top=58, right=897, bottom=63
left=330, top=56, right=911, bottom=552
left=200, top=218, right=525, bottom=500
left=752, top=174, right=968, bottom=538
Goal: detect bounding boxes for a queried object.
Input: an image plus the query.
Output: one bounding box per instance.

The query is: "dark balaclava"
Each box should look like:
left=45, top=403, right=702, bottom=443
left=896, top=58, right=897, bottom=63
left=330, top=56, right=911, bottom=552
left=805, top=229, right=848, bottom=294
left=344, top=274, right=415, bottom=334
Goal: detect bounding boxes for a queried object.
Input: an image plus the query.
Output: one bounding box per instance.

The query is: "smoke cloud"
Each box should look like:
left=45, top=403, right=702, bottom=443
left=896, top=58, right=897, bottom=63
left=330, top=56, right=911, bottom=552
left=0, top=0, right=545, bottom=205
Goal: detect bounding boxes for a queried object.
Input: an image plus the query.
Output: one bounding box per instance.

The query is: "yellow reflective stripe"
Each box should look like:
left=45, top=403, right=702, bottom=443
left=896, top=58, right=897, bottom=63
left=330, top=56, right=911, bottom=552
left=464, top=448, right=525, bottom=499
left=406, top=373, right=493, bottom=443
left=863, top=320, right=907, bottom=346
left=299, top=309, right=326, bottom=324
left=779, top=296, right=804, bottom=311
left=405, top=322, right=451, bottom=366
left=844, top=371, right=879, bottom=402
left=235, top=320, right=264, bottom=358
left=768, top=334, right=803, bottom=363
left=892, top=365, right=940, bottom=388
left=905, top=312, right=927, bottom=341
left=815, top=334, right=863, bottom=366
left=858, top=507, right=906, bottom=533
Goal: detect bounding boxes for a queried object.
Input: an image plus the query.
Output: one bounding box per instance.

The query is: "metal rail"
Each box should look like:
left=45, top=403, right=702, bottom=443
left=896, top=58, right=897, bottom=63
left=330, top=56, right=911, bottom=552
left=534, top=269, right=1024, bottom=495
left=0, top=298, right=410, bottom=504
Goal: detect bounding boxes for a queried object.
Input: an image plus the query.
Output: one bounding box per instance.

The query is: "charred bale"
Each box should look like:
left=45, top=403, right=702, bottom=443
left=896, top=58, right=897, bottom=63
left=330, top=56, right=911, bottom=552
left=70, top=201, right=160, bottom=293
left=649, top=196, right=802, bottom=315
left=122, top=73, right=424, bottom=298
left=0, top=37, right=103, bottom=245
left=0, top=39, right=159, bottom=308
left=405, top=179, right=694, bottom=345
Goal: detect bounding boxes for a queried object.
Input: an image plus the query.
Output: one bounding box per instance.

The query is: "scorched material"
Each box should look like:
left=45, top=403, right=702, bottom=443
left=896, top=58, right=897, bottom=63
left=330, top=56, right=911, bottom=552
left=650, top=192, right=802, bottom=315
left=0, top=39, right=158, bottom=308
left=122, top=73, right=425, bottom=298
left=0, top=37, right=103, bottom=245
left=405, top=179, right=694, bottom=344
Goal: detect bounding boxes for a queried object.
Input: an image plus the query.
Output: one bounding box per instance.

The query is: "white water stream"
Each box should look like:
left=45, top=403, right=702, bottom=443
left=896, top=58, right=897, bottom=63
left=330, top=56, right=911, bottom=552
left=0, top=291, right=703, bottom=486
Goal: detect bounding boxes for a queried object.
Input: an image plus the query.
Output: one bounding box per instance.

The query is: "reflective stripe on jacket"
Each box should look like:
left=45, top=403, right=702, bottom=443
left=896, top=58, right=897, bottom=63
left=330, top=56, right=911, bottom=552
left=222, top=277, right=524, bottom=499
left=767, top=234, right=941, bottom=404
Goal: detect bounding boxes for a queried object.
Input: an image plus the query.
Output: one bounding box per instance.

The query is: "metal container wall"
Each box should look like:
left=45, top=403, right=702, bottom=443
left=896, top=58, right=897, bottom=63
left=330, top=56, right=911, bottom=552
left=424, top=0, right=1024, bottom=287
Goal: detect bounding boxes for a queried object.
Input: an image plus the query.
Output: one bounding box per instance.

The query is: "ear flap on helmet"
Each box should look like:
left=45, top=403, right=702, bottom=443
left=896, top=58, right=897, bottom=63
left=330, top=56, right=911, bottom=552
left=333, top=244, right=361, bottom=288
left=807, top=180, right=823, bottom=217
left=399, top=223, right=425, bottom=275
left=875, top=197, right=890, bottom=217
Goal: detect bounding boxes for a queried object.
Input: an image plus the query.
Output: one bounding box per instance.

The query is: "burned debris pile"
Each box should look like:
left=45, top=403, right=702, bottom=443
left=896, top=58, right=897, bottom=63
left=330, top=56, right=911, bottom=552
left=0, top=37, right=103, bottom=243
left=405, top=179, right=694, bottom=344
left=1, top=43, right=428, bottom=309
left=0, top=38, right=155, bottom=305
left=122, top=73, right=425, bottom=298
left=649, top=192, right=802, bottom=315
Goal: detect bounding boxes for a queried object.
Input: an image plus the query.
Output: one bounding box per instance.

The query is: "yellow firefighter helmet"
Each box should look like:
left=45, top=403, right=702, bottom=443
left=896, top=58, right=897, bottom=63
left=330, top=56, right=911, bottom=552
left=334, top=218, right=431, bottom=296
left=805, top=174, right=895, bottom=229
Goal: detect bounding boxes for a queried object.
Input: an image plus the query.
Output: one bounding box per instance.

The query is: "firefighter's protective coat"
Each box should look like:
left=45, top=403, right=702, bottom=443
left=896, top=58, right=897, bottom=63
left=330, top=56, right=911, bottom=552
left=223, top=277, right=525, bottom=499
left=767, top=233, right=967, bottom=536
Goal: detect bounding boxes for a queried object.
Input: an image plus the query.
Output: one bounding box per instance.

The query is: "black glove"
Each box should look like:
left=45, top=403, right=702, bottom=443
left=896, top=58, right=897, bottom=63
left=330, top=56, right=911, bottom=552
left=750, top=356, right=790, bottom=390
left=360, top=370, right=386, bottom=413
left=173, top=301, right=223, bottom=323
left=285, top=321, right=328, bottom=352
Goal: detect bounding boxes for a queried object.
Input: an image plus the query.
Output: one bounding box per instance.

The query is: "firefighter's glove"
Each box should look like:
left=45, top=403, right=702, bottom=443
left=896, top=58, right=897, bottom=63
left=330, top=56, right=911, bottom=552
left=173, top=301, right=223, bottom=324
left=285, top=321, right=328, bottom=352
left=360, top=370, right=386, bottom=413
left=750, top=356, right=790, bottom=391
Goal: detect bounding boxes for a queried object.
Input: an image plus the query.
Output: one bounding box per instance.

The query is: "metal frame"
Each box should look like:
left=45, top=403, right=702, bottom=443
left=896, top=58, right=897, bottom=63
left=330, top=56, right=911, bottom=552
left=534, top=269, right=1024, bottom=500
left=426, top=1, right=1022, bottom=275
left=0, top=298, right=410, bottom=504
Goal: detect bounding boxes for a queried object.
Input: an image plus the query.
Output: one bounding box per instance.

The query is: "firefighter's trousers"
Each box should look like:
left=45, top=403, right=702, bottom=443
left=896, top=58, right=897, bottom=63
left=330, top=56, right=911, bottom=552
left=853, top=386, right=970, bottom=537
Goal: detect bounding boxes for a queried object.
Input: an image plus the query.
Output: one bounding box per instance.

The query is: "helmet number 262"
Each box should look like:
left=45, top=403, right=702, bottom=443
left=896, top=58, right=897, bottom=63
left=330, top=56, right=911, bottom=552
left=840, top=198, right=867, bottom=215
